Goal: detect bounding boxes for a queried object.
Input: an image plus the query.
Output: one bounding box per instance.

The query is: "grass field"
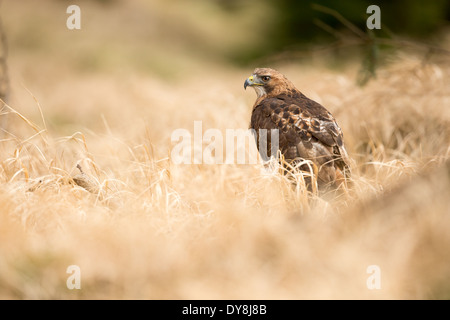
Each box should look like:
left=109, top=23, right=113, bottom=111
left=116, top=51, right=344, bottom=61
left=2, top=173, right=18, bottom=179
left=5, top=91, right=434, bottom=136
left=1, top=0, right=450, bottom=299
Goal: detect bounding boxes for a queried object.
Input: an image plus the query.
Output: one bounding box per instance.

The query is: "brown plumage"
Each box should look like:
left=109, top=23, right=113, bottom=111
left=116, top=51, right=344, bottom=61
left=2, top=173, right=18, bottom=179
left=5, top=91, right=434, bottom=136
left=244, top=67, right=351, bottom=189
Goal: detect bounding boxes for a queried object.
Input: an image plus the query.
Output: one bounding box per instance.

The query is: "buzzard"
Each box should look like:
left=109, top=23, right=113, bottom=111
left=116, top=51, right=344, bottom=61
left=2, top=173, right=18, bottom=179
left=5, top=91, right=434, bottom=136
left=244, top=68, right=351, bottom=189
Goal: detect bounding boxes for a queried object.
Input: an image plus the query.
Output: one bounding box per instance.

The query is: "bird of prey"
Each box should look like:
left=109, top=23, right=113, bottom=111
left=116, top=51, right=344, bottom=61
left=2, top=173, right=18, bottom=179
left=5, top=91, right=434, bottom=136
left=244, top=68, right=351, bottom=190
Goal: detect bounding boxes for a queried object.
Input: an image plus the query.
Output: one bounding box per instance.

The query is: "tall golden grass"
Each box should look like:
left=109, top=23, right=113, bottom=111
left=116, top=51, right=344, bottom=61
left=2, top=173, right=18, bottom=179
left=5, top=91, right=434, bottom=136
left=0, top=0, right=449, bottom=299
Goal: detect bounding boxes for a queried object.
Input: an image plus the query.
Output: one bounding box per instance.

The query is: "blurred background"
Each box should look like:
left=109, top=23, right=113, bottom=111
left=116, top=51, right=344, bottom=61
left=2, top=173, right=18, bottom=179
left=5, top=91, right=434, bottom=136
left=1, top=0, right=449, bottom=134
left=0, top=0, right=449, bottom=300
left=3, top=0, right=450, bottom=75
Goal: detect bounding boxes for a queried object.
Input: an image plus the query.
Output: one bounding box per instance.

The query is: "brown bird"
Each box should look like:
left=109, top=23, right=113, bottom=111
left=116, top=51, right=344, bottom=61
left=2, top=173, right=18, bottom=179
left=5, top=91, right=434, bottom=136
left=244, top=67, right=351, bottom=190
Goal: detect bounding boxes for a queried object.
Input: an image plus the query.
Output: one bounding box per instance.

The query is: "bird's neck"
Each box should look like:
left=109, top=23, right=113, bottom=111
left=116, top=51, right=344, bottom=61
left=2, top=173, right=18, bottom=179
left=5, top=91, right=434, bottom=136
left=257, top=87, right=302, bottom=101
left=253, top=86, right=267, bottom=100
left=269, top=78, right=301, bottom=98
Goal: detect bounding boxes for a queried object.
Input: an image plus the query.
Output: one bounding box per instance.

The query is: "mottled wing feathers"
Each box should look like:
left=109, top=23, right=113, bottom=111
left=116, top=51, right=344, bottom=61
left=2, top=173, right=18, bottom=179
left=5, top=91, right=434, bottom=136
left=250, top=93, right=351, bottom=185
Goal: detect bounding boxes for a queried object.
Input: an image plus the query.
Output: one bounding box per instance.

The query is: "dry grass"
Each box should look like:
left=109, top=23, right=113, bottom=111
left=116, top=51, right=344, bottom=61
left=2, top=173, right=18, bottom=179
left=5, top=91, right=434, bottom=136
left=1, top=0, right=450, bottom=300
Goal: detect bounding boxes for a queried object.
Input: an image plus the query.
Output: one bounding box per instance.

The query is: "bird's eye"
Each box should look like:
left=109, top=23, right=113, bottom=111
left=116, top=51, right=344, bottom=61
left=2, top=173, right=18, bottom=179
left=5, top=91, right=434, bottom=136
left=262, top=76, right=270, bottom=82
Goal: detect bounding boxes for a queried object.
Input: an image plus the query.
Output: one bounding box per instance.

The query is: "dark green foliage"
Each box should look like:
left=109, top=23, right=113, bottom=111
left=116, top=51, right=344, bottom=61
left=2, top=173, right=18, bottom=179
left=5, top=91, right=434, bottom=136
left=226, top=0, right=449, bottom=65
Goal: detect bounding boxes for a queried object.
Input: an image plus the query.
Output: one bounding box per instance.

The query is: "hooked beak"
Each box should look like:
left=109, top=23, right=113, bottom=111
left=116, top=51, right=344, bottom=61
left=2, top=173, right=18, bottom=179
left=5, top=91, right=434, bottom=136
left=244, top=78, right=251, bottom=90
left=244, top=75, right=263, bottom=90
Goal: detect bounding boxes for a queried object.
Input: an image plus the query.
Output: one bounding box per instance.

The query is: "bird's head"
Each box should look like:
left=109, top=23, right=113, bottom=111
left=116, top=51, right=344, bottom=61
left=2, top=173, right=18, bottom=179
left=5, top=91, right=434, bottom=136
left=244, top=68, right=298, bottom=99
